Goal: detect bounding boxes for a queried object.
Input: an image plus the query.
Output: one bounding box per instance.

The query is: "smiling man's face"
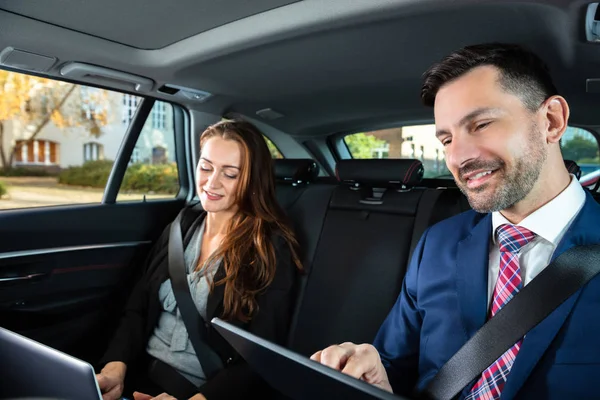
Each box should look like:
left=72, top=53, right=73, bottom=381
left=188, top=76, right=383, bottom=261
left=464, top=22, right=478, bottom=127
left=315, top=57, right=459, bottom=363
left=434, top=65, right=548, bottom=213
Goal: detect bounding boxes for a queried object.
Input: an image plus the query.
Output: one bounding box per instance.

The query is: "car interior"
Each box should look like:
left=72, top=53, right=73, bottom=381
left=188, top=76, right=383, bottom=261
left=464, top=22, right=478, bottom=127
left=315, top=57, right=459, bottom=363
left=0, top=0, right=600, bottom=398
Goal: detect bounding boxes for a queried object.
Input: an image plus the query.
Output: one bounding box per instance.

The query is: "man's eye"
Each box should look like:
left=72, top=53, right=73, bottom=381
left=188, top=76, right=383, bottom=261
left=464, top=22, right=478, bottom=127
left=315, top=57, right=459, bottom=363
left=475, top=122, right=491, bottom=131
left=442, top=139, right=451, bottom=147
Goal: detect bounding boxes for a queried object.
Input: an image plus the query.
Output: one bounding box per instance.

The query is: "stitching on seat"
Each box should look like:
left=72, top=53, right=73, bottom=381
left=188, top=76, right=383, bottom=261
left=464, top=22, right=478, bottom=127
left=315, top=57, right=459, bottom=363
left=403, top=161, right=419, bottom=185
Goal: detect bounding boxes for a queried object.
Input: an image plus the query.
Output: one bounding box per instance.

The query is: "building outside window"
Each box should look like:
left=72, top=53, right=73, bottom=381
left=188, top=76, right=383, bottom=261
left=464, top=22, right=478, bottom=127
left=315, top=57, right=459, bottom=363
left=83, top=142, right=105, bottom=162
left=122, top=94, right=140, bottom=125
left=371, top=143, right=390, bottom=159
left=130, top=147, right=141, bottom=164
left=14, top=140, right=59, bottom=165
left=152, top=102, right=167, bottom=129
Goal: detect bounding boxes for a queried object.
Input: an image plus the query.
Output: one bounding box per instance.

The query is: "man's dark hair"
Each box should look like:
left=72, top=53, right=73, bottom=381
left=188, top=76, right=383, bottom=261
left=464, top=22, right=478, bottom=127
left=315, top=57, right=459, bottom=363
left=421, top=43, right=558, bottom=111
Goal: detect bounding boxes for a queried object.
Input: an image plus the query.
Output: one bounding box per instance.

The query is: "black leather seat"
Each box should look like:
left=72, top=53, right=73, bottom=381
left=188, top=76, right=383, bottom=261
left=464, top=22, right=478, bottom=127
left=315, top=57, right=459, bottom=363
left=287, top=159, right=429, bottom=355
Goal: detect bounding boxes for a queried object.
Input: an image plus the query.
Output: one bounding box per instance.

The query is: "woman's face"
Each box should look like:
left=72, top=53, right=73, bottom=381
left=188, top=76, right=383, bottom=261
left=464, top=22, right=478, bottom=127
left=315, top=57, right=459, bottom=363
left=197, top=136, right=243, bottom=214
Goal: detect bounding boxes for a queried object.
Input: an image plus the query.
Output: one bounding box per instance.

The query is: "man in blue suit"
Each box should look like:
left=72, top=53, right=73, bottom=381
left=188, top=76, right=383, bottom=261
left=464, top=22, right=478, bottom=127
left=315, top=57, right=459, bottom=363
left=311, top=43, right=600, bottom=399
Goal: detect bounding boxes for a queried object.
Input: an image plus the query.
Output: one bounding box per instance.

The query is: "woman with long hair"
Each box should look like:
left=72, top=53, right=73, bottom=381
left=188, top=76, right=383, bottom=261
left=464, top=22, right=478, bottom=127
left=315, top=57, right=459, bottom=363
left=96, top=120, right=302, bottom=400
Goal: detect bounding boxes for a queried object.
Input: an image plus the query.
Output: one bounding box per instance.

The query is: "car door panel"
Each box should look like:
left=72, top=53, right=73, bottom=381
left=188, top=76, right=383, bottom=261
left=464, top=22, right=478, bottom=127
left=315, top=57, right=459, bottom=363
left=0, top=199, right=186, bottom=364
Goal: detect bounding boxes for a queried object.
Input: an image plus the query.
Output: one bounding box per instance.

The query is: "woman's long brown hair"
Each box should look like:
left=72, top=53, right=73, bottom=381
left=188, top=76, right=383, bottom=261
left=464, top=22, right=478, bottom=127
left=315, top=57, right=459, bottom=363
left=198, top=119, right=302, bottom=322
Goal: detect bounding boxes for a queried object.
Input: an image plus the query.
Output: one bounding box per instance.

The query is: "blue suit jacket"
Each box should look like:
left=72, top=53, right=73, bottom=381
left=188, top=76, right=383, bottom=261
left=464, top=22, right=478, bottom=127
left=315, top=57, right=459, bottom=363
left=374, top=193, right=600, bottom=400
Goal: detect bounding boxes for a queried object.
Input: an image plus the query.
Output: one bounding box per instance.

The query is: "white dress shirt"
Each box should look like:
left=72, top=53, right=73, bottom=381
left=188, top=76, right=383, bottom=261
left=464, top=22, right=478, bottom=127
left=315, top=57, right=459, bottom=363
left=487, top=175, right=586, bottom=307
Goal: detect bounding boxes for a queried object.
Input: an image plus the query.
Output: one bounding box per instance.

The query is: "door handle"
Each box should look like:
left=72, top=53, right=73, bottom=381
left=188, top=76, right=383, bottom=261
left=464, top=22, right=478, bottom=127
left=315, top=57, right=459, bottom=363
left=0, top=273, right=47, bottom=283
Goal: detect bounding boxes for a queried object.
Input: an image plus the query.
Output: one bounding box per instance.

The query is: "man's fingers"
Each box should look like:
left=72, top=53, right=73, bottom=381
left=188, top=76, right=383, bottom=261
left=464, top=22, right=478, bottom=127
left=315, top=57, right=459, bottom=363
left=310, top=350, right=322, bottom=362
left=101, top=384, right=121, bottom=400
left=96, top=374, right=107, bottom=390
left=152, top=394, right=177, bottom=400
left=340, top=354, right=371, bottom=380
left=313, top=343, right=392, bottom=392
left=340, top=344, right=379, bottom=380
left=315, top=344, right=355, bottom=371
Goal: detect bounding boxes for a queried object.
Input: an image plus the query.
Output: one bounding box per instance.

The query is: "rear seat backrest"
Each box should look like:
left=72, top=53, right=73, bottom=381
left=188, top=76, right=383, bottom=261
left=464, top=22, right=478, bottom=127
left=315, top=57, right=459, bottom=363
left=274, top=158, right=320, bottom=210
left=273, top=159, right=334, bottom=268
left=273, top=159, right=338, bottom=350
left=288, top=159, right=426, bottom=355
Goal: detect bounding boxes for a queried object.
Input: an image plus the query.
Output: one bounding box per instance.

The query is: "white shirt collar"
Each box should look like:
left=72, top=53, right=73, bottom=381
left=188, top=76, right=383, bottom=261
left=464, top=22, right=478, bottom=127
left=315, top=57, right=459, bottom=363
left=492, top=175, right=586, bottom=246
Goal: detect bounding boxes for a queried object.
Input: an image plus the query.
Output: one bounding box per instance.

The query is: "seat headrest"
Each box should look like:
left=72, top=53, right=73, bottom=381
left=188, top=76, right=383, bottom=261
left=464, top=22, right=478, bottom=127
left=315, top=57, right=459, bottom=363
left=564, top=159, right=581, bottom=179
left=274, top=159, right=319, bottom=183
left=336, top=159, right=424, bottom=187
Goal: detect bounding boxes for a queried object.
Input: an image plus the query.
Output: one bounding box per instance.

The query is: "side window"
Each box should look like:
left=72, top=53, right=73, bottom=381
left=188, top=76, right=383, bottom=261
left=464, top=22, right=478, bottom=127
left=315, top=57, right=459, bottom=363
left=218, top=118, right=283, bottom=159
left=561, top=127, right=600, bottom=187
left=264, top=135, right=283, bottom=159
left=0, top=69, right=137, bottom=210
left=343, top=125, right=450, bottom=178
left=117, top=101, right=179, bottom=201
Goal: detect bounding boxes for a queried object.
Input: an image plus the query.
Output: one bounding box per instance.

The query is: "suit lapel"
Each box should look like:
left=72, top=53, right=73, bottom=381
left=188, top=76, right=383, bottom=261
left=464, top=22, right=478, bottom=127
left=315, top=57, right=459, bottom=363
left=501, top=195, right=600, bottom=400
left=455, top=213, right=491, bottom=338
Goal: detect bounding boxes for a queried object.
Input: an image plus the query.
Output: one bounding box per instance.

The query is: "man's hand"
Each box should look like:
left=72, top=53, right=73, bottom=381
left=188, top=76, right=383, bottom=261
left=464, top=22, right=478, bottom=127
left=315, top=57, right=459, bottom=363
left=311, top=342, right=393, bottom=393
left=133, top=392, right=207, bottom=400
left=96, top=361, right=127, bottom=400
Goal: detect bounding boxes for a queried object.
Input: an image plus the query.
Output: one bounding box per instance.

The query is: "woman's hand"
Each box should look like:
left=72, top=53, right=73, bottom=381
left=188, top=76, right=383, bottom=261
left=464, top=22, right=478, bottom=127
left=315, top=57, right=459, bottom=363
left=133, top=392, right=207, bottom=400
left=96, top=361, right=127, bottom=400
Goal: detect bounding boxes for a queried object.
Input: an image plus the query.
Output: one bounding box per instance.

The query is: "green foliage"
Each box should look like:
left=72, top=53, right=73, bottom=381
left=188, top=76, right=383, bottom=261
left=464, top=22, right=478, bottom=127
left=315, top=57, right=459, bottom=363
left=0, top=180, right=6, bottom=198
left=0, top=167, right=57, bottom=177
left=58, top=160, right=179, bottom=194
left=562, top=135, right=599, bottom=163
left=121, top=163, right=179, bottom=194
left=58, top=160, right=113, bottom=188
left=264, top=136, right=283, bottom=159
left=344, top=133, right=387, bottom=159
left=577, top=157, right=600, bottom=164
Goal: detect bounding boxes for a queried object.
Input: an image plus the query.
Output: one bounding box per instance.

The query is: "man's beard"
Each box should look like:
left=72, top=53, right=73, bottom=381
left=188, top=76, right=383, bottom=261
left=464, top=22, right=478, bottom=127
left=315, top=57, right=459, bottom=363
left=455, top=124, right=547, bottom=213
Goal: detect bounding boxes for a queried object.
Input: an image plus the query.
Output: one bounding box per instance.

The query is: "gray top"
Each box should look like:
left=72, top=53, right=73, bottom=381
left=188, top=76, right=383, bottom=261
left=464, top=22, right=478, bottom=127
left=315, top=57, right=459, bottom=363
left=146, top=219, right=220, bottom=387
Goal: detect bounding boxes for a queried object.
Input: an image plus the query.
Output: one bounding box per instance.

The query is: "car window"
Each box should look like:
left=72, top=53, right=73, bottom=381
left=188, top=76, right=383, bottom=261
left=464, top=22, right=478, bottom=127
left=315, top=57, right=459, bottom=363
left=0, top=70, right=143, bottom=210
left=116, top=100, right=179, bottom=201
left=344, top=124, right=450, bottom=178
left=561, top=127, right=600, bottom=187
left=265, top=136, right=284, bottom=159
left=345, top=125, right=600, bottom=182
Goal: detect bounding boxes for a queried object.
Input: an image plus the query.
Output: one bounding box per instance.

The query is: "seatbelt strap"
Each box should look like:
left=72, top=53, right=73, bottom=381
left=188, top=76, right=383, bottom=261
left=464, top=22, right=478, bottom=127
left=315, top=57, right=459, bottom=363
left=422, top=244, right=600, bottom=400
left=168, top=211, right=223, bottom=379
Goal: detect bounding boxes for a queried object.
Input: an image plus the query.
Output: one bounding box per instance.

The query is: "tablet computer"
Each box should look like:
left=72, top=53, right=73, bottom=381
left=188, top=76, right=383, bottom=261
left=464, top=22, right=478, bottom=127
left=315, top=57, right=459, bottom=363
left=211, top=317, right=408, bottom=400
left=0, top=326, right=102, bottom=400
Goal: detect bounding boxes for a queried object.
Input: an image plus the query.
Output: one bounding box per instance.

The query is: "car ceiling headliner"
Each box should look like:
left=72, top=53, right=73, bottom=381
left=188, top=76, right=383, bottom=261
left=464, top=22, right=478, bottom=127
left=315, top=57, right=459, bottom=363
left=0, top=0, right=597, bottom=137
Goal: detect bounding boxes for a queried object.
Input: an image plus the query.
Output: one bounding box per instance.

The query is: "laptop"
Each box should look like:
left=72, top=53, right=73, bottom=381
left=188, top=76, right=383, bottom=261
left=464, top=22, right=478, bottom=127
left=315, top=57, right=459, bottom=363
left=0, top=326, right=103, bottom=400
left=211, top=317, right=410, bottom=400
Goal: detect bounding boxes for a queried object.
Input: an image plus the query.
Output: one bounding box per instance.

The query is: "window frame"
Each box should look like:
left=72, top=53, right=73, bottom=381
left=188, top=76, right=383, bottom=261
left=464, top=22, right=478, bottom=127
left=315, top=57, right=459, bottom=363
left=103, top=99, right=192, bottom=204
left=0, top=65, right=192, bottom=211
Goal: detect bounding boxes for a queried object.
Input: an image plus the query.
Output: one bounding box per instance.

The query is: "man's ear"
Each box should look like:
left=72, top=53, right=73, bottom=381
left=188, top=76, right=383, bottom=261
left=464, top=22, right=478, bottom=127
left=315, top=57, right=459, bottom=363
left=540, top=95, right=570, bottom=144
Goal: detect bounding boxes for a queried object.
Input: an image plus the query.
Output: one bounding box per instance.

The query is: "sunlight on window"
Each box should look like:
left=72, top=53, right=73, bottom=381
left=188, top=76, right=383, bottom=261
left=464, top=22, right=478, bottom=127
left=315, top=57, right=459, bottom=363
left=344, top=125, right=450, bottom=178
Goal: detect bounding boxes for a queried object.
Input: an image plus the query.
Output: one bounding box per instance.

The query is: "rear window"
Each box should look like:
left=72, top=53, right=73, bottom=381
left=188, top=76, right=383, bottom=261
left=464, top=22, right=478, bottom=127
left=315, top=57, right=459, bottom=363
left=343, top=124, right=450, bottom=178
left=344, top=125, right=600, bottom=182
